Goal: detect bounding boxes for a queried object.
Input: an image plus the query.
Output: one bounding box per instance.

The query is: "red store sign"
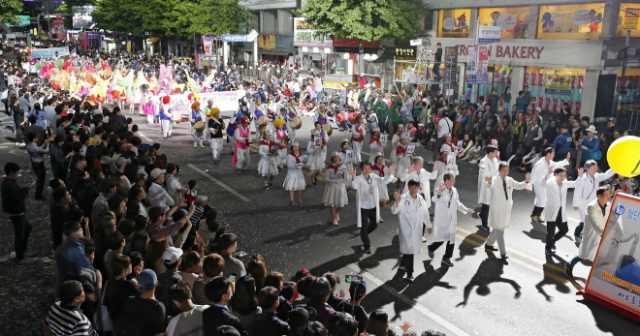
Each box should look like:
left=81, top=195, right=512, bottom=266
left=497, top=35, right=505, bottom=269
left=457, top=44, right=545, bottom=60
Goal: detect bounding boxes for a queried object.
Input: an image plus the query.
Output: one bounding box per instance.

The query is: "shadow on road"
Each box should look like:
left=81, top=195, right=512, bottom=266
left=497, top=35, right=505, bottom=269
left=456, top=251, right=521, bottom=307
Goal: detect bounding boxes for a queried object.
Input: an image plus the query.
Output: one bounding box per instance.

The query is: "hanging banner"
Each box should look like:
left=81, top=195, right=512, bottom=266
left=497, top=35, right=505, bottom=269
left=466, top=45, right=488, bottom=84
left=444, top=46, right=458, bottom=82
left=544, top=74, right=572, bottom=96
left=169, top=91, right=246, bottom=114
left=478, top=25, right=502, bottom=43
left=293, top=17, right=332, bottom=48
left=30, top=47, right=71, bottom=59
left=584, top=194, right=640, bottom=319
left=624, top=8, right=640, bottom=30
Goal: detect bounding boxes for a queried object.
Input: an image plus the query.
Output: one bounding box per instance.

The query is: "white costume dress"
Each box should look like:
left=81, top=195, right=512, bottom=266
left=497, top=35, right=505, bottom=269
left=283, top=152, right=306, bottom=191
left=258, top=141, right=279, bottom=177
left=274, top=129, right=289, bottom=168
left=323, top=164, right=349, bottom=207
left=372, top=164, right=396, bottom=201
left=394, top=146, right=412, bottom=182
left=389, top=133, right=401, bottom=163
left=351, top=124, right=365, bottom=163
left=307, top=129, right=329, bottom=172
left=368, top=137, right=385, bottom=165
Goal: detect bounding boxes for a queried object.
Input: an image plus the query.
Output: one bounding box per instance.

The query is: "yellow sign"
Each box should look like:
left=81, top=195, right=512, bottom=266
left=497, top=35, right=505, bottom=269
left=324, top=81, right=357, bottom=90
left=259, top=35, right=276, bottom=50
left=624, top=8, right=640, bottom=30
left=544, top=74, right=572, bottom=96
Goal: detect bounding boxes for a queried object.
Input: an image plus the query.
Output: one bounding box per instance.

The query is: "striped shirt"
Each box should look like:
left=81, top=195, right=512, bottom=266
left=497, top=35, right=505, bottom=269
left=45, top=302, right=98, bottom=336
left=156, top=271, right=183, bottom=316
left=192, top=278, right=214, bottom=306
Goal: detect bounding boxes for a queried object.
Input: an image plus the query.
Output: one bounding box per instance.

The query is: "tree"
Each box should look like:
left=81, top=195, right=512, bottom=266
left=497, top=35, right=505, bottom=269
left=299, top=0, right=429, bottom=74
left=0, top=0, right=23, bottom=26
left=184, top=0, right=247, bottom=35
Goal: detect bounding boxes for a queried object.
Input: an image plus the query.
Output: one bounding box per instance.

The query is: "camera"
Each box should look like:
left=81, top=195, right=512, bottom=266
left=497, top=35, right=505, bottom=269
left=345, top=275, right=363, bottom=283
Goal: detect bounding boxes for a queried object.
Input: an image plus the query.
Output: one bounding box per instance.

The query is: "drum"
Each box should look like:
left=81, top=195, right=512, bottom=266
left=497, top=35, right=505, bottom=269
left=290, top=117, right=302, bottom=129
left=172, top=111, right=182, bottom=124
left=257, top=116, right=269, bottom=126
left=194, top=121, right=205, bottom=132
left=323, top=123, right=333, bottom=136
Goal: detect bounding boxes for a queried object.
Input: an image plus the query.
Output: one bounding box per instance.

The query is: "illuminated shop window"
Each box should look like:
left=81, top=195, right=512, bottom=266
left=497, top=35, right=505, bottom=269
left=538, top=3, right=604, bottom=40
left=478, top=7, right=530, bottom=39
left=437, top=9, right=471, bottom=38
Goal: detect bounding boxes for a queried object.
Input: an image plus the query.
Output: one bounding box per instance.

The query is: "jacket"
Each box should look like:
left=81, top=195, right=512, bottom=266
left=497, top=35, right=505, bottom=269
left=203, top=305, right=244, bottom=336
left=552, top=133, right=572, bottom=154
left=1, top=178, right=29, bottom=215
left=580, top=136, right=600, bottom=156
left=540, top=174, right=578, bottom=223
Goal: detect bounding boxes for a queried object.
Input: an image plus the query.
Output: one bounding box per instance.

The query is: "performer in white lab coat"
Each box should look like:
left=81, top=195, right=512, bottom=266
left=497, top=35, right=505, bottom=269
left=483, top=162, right=531, bottom=260
left=307, top=121, right=329, bottom=187
left=189, top=102, right=207, bottom=147
left=540, top=166, right=583, bottom=255
left=571, top=160, right=615, bottom=245
left=349, top=162, right=397, bottom=254
left=565, top=187, right=611, bottom=278
left=477, top=145, right=500, bottom=229
left=258, top=131, right=279, bottom=189
left=323, top=152, right=350, bottom=226
left=392, top=180, right=431, bottom=280
left=371, top=153, right=396, bottom=209
left=283, top=142, right=306, bottom=207
left=429, top=173, right=475, bottom=267
left=401, top=156, right=437, bottom=239
left=527, top=148, right=570, bottom=222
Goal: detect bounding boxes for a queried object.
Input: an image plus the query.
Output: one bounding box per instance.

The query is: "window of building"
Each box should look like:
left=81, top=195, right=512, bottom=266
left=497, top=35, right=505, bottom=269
left=538, top=3, right=604, bottom=40
left=524, top=67, right=585, bottom=114
left=437, top=9, right=471, bottom=38
left=619, top=4, right=640, bottom=38
left=478, top=7, right=530, bottom=39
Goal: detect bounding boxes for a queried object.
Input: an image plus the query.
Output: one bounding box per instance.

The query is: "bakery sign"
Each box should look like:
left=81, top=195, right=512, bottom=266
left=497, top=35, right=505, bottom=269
left=457, top=44, right=544, bottom=60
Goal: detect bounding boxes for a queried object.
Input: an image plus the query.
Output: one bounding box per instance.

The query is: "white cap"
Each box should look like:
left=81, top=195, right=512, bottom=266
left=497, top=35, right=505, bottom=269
left=162, top=247, right=183, bottom=263
left=586, top=125, right=598, bottom=134
left=150, top=168, right=166, bottom=179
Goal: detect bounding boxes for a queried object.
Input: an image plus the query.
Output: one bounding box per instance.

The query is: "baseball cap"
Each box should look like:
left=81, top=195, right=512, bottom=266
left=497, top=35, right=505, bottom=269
left=138, top=269, right=158, bottom=290
left=115, top=156, right=129, bottom=167
left=349, top=280, right=368, bottom=300
left=608, top=117, right=617, bottom=123
left=150, top=168, right=166, bottom=179
left=162, top=246, right=183, bottom=263
left=196, top=195, right=208, bottom=203
left=535, top=107, right=542, bottom=112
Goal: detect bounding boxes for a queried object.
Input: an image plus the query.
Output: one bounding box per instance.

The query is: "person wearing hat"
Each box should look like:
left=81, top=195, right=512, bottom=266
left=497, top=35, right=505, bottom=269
left=208, top=107, right=225, bottom=163
left=323, top=152, right=350, bottom=226
left=392, top=180, right=431, bottom=279
left=308, top=121, right=329, bottom=186
left=156, top=246, right=184, bottom=317
left=232, top=116, right=252, bottom=174
left=336, top=281, right=368, bottom=333
left=189, top=101, right=206, bottom=147
left=605, top=117, right=618, bottom=139
left=389, top=124, right=405, bottom=164
left=258, top=131, right=279, bottom=189
left=580, top=125, right=601, bottom=163
left=253, top=99, right=266, bottom=141
left=552, top=124, right=572, bottom=161
left=434, top=146, right=459, bottom=196
left=147, top=168, right=175, bottom=211
left=116, top=269, right=167, bottom=335
left=273, top=118, right=289, bottom=169
left=368, top=128, right=385, bottom=165
left=159, top=95, right=173, bottom=139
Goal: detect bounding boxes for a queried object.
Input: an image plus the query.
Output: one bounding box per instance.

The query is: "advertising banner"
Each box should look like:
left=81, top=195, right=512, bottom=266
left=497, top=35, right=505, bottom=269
left=585, top=194, right=640, bottom=318
left=478, top=25, right=502, bottom=43
left=293, top=17, right=332, bottom=48
left=197, top=91, right=246, bottom=112
left=624, top=8, right=640, bottom=30
left=466, top=46, right=488, bottom=84
left=30, top=47, right=71, bottom=59
left=444, top=46, right=458, bottom=82
left=544, top=74, right=572, bottom=96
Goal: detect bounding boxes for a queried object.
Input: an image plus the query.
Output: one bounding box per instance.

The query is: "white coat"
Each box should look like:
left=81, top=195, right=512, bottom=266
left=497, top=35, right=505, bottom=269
left=578, top=199, right=610, bottom=261
left=392, top=193, right=431, bottom=254
left=527, top=158, right=569, bottom=207
left=486, top=176, right=530, bottom=230
left=401, top=168, right=437, bottom=207
left=352, top=173, right=395, bottom=228
left=572, top=169, right=615, bottom=222
left=540, top=174, right=578, bottom=223
left=431, top=186, right=470, bottom=243
left=477, top=156, right=499, bottom=204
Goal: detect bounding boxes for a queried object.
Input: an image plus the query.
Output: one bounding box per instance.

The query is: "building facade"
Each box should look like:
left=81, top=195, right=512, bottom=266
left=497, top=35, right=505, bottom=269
left=239, top=0, right=296, bottom=65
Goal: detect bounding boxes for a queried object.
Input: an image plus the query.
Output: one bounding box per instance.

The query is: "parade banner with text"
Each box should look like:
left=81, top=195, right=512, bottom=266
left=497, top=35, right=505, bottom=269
left=30, top=47, right=71, bottom=59
left=585, top=193, right=640, bottom=318
left=170, top=91, right=246, bottom=114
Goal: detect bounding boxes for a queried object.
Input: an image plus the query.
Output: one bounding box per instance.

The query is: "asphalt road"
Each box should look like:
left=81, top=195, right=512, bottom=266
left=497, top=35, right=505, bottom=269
left=0, top=111, right=639, bottom=336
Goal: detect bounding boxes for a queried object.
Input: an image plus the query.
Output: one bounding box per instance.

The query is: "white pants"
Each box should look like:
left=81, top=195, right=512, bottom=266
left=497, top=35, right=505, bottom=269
left=352, top=141, right=363, bottom=163
left=236, top=148, right=250, bottom=170
left=486, top=229, right=506, bottom=256
left=147, top=114, right=154, bottom=124
left=288, top=128, right=297, bottom=143
left=277, top=148, right=287, bottom=168
left=255, top=122, right=264, bottom=141
left=191, top=126, right=204, bottom=145
left=161, top=119, right=172, bottom=138
left=210, top=138, right=223, bottom=160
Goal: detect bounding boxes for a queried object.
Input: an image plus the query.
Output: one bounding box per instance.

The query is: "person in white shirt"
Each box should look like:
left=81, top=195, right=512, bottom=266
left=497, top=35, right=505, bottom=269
left=540, top=166, right=583, bottom=255
left=527, top=148, right=570, bottom=223
left=571, top=160, right=615, bottom=245
left=349, top=162, right=396, bottom=254
left=147, top=168, right=175, bottom=211
left=166, top=283, right=207, bottom=336
left=429, top=173, right=475, bottom=267
left=477, top=145, right=500, bottom=229
left=392, top=180, right=431, bottom=280
left=484, top=162, right=531, bottom=260
left=434, top=114, right=453, bottom=163
left=323, top=152, right=350, bottom=226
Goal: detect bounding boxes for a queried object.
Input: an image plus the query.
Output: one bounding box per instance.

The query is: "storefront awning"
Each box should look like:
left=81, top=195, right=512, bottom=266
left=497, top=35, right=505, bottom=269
left=147, top=37, right=160, bottom=43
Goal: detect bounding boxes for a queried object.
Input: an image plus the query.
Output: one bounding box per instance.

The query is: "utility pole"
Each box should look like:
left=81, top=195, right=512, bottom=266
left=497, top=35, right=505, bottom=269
left=617, top=30, right=631, bottom=120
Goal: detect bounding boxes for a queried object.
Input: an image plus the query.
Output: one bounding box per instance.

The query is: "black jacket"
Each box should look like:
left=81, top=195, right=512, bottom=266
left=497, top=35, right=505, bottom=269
left=1, top=178, right=29, bottom=215
left=203, top=305, right=244, bottom=336
left=249, top=312, right=290, bottom=336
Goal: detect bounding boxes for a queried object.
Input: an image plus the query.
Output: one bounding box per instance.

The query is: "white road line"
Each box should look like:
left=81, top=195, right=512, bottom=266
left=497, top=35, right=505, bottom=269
left=137, top=131, right=154, bottom=143
left=188, top=164, right=251, bottom=202
left=347, top=264, right=472, bottom=336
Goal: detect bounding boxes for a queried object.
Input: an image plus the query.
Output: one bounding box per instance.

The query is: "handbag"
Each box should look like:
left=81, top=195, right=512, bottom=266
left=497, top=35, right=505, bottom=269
left=590, top=150, right=603, bottom=160
left=93, top=280, right=113, bottom=334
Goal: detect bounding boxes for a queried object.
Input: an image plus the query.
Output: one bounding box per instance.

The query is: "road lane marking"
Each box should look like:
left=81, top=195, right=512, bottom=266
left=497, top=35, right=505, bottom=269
left=137, top=131, right=154, bottom=143
left=188, top=164, right=251, bottom=202
left=347, top=263, right=472, bottom=336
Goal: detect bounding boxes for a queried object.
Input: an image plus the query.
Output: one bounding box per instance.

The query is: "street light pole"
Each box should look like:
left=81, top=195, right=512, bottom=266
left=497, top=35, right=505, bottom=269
left=617, top=30, right=631, bottom=120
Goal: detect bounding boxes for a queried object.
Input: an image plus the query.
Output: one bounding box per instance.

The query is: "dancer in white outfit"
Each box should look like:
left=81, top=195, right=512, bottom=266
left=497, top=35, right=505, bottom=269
left=273, top=119, right=290, bottom=169
left=258, top=132, right=279, bottom=189
left=371, top=153, right=397, bottom=211
left=351, top=115, right=365, bottom=163
left=189, top=102, right=207, bottom=147
left=207, top=108, right=225, bottom=163
left=307, top=121, right=329, bottom=187
left=323, top=152, right=350, bottom=226
left=368, top=128, right=385, bottom=165
left=389, top=124, right=405, bottom=164
left=283, top=142, right=307, bottom=207
left=338, top=140, right=357, bottom=189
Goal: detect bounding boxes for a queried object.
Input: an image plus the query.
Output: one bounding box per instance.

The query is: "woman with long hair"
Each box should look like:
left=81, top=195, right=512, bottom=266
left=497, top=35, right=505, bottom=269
left=229, top=276, right=261, bottom=330
left=144, top=237, right=167, bottom=274
left=366, top=310, right=391, bottom=336
left=246, top=254, right=267, bottom=292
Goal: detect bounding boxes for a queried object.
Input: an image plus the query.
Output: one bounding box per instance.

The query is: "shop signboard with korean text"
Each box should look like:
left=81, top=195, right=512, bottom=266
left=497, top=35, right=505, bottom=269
left=293, top=18, right=332, bottom=48
left=466, top=45, right=488, bottom=84
left=585, top=194, right=640, bottom=319
left=394, top=48, right=416, bottom=57
left=624, top=8, right=640, bottom=30
left=544, top=74, right=572, bottom=96
left=478, top=25, right=501, bottom=43
left=31, top=47, right=71, bottom=59
left=444, top=46, right=458, bottom=82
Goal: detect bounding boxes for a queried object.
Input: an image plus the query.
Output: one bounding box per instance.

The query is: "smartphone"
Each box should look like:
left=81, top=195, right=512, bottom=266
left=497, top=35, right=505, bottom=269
left=345, top=275, right=363, bottom=283
left=229, top=273, right=237, bottom=283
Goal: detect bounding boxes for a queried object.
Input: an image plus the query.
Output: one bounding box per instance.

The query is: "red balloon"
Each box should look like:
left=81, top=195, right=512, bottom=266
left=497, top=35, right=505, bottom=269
left=188, top=93, right=194, bottom=100
left=162, top=96, right=171, bottom=104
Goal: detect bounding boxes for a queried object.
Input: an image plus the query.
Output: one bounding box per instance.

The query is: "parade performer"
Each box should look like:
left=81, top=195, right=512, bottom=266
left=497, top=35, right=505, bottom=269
left=434, top=148, right=459, bottom=194
left=159, top=96, right=173, bottom=139
left=273, top=119, right=289, bottom=169
left=338, top=140, right=357, bottom=190
left=371, top=153, right=396, bottom=210
left=540, top=167, right=582, bottom=256
left=314, top=103, right=329, bottom=125
left=207, top=108, right=225, bottom=163
left=232, top=117, right=252, bottom=174
left=190, top=102, right=206, bottom=147
left=401, top=156, right=437, bottom=237
left=253, top=100, right=266, bottom=142
left=349, top=162, right=397, bottom=254
left=286, top=100, right=299, bottom=141
left=368, top=128, right=385, bottom=165
left=527, top=148, right=570, bottom=223
left=308, top=121, right=329, bottom=187
left=483, top=162, right=531, bottom=260
left=571, top=160, right=615, bottom=245
left=323, top=152, right=350, bottom=226
left=477, top=145, right=500, bottom=230
left=389, top=124, right=405, bottom=164
left=392, top=180, right=431, bottom=280
left=429, top=173, right=475, bottom=267
left=283, top=142, right=306, bottom=207
left=351, top=115, right=365, bottom=164
left=258, top=131, right=279, bottom=189
left=395, top=138, right=413, bottom=190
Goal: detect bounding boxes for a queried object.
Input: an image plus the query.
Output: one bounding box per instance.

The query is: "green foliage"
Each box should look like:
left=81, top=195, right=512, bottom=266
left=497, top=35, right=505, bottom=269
left=186, top=0, right=247, bottom=35
left=0, top=0, right=23, bottom=25
left=299, top=0, right=429, bottom=41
